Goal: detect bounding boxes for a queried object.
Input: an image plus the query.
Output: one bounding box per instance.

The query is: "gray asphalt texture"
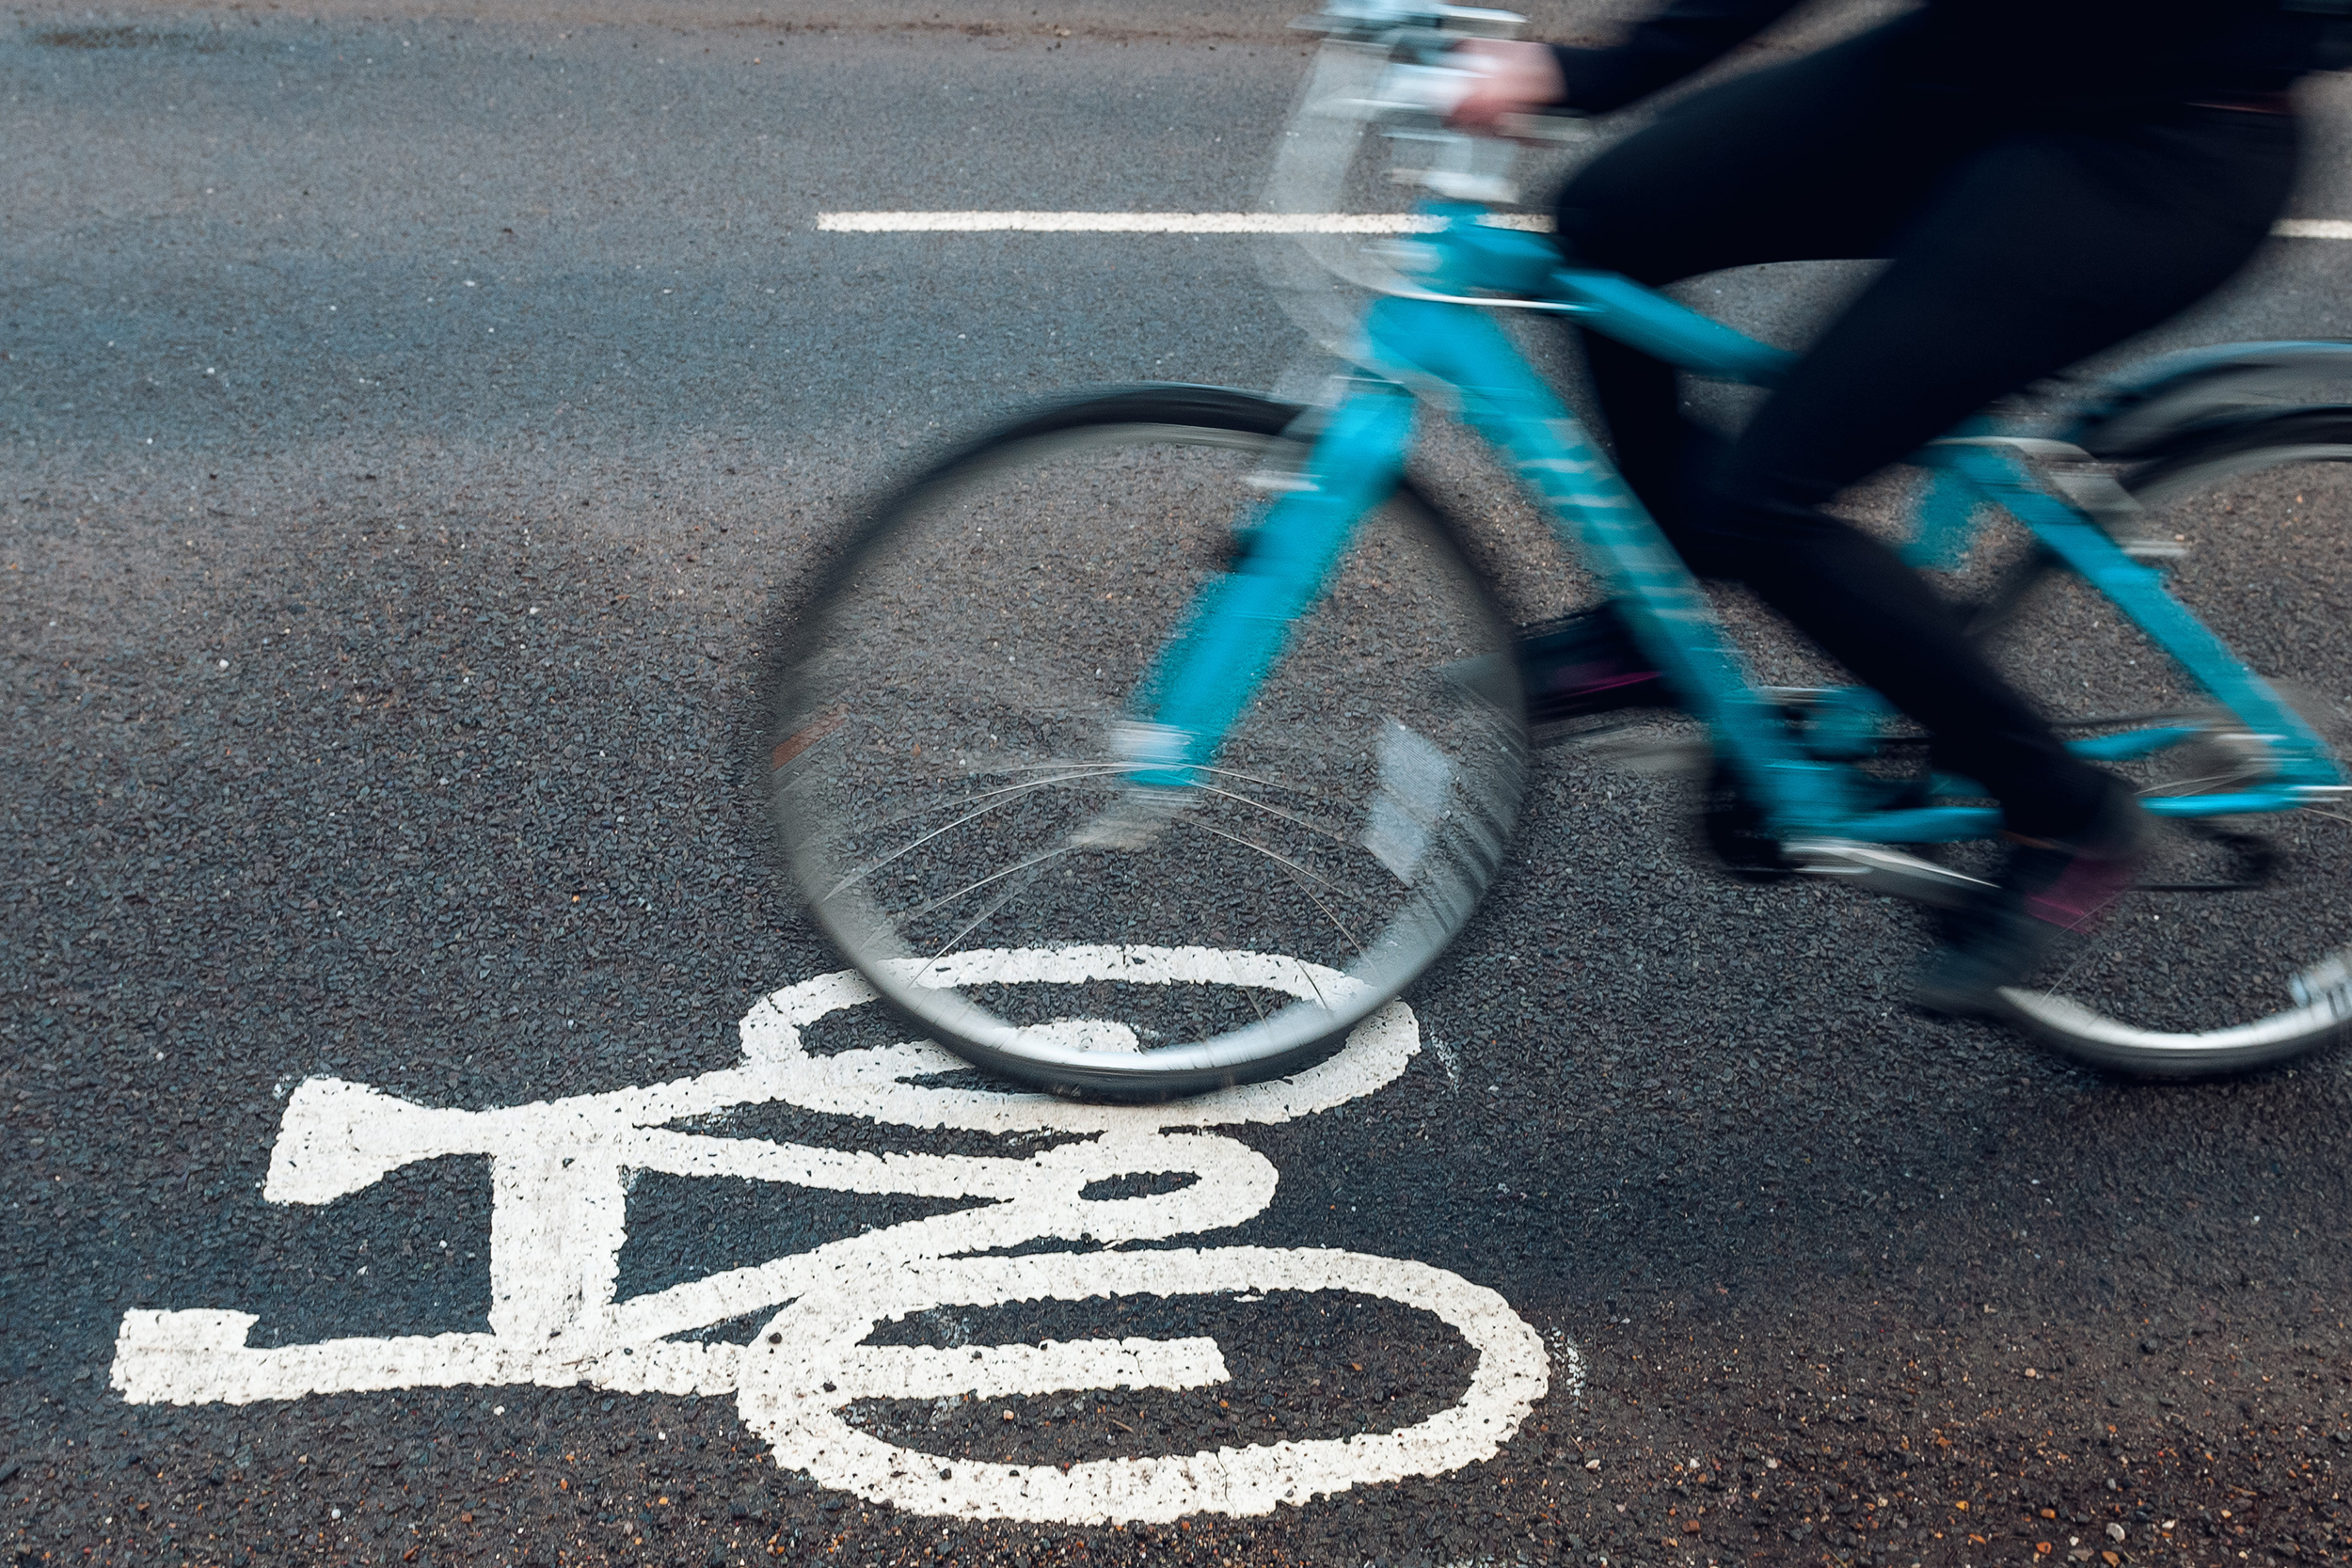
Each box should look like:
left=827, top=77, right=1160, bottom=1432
left=10, top=2, right=2352, bottom=1566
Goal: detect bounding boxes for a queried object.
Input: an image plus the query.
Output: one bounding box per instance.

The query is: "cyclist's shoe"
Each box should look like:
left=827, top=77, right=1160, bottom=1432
left=1512, top=604, right=1670, bottom=723
left=1910, top=779, right=2148, bottom=1018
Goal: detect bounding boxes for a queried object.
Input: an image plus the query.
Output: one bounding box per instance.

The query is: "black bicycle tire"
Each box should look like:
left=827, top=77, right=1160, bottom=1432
left=1995, top=406, right=2352, bottom=1078
left=759, top=385, right=1528, bottom=1099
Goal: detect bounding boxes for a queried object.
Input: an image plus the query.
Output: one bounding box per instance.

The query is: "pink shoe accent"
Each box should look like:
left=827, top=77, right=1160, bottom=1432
left=2025, top=852, right=2137, bottom=932
left=1541, top=664, right=1661, bottom=695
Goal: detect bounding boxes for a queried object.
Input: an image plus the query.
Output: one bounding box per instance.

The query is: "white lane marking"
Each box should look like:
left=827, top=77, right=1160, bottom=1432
left=821, top=211, right=2348, bottom=240
left=743, top=948, right=1421, bottom=1133
left=839, top=1334, right=1232, bottom=1403
left=815, top=211, right=1549, bottom=233
left=739, top=1248, right=1558, bottom=1526
left=110, top=948, right=1566, bottom=1525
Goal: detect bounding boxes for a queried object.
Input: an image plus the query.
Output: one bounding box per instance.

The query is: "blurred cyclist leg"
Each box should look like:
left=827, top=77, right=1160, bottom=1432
left=1546, top=18, right=2298, bottom=995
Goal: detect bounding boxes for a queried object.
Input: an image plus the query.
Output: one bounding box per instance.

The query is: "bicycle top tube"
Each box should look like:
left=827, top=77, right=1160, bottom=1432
left=1113, top=198, right=2347, bottom=863
left=1388, top=203, right=1797, bottom=387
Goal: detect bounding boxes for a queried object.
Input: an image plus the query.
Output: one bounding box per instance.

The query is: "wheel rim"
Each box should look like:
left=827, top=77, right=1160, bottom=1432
left=1987, top=436, right=2352, bottom=1070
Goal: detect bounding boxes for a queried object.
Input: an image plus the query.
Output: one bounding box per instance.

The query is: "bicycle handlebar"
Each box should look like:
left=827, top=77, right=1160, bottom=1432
left=1294, top=0, right=1528, bottom=52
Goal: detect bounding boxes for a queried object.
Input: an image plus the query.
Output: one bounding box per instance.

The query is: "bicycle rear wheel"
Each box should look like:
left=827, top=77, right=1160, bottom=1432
left=1994, top=409, right=2352, bottom=1076
left=762, top=387, right=1527, bottom=1098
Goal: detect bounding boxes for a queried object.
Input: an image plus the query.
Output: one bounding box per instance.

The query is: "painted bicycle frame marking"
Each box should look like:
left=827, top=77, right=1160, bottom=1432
left=108, top=953, right=1558, bottom=1525
left=1141, top=206, right=2345, bottom=844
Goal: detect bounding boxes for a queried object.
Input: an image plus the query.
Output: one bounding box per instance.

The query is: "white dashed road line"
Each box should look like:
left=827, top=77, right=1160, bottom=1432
left=815, top=211, right=1546, bottom=233
left=2275, top=218, right=2352, bottom=239
left=821, top=211, right=2351, bottom=238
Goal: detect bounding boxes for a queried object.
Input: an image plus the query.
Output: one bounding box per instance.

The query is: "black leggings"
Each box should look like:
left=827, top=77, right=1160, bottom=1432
left=1553, top=18, right=2300, bottom=837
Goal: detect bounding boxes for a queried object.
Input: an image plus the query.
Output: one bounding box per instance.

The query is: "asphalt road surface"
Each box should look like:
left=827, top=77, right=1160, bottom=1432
left=10, top=2, right=2352, bottom=1566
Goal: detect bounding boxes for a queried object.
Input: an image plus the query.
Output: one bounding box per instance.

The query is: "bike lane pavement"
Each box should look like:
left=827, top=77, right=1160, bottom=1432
left=11, top=460, right=2352, bottom=1564
left=10, top=3, right=2352, bottom=1565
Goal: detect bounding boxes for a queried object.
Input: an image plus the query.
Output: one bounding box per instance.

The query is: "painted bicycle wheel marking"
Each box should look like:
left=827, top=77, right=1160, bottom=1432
left=739, top=1248, right=1549, bottom=1525
left=109, top=946, right=1569, bottom=1523
left=748, top=944, right=1419, bottom=1133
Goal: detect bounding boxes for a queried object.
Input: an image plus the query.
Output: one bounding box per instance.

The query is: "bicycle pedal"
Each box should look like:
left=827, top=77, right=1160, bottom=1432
left=1699, top=766, right=1798, bottom=881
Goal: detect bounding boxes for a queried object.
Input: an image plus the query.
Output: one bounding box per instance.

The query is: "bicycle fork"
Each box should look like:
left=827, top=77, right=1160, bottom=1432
left=1114, top=384, right=1417, bottom=791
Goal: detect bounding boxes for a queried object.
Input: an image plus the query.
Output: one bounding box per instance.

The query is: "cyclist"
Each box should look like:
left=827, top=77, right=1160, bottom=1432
left=1446, top=0, right=2330, bottom=1012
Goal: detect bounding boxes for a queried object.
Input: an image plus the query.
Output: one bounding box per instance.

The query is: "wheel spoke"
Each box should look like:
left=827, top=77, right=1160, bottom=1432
left=900, top=842, right=1081, bottom=928
left=820, top=768, right=1122, bottom=900
left=2138, top=771, right=2259, bottom=798
left=766, top=395, right=1526, bottom=1094
left=923, top=852, right=1063, bottom=964
left=1181, top=817, right=1370, bottom=956
left=1190, top=780, right=1352, bottom=845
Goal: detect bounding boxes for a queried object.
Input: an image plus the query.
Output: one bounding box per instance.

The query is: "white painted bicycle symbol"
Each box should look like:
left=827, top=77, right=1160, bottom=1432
left=112, top=947, right=1565, bottom=1525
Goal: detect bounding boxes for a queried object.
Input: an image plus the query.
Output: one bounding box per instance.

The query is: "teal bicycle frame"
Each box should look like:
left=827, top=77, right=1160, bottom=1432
left=1133, top=204, right=2345, bottom=851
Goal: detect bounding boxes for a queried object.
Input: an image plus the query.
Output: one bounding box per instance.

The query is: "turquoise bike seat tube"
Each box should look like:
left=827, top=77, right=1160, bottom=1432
left=1123, top=382, right=1417, bottom=788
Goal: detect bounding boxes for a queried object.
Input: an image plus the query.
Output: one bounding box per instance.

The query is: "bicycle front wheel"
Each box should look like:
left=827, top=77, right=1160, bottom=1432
left=762, top=387, right=1527, bottom=1098
left=1996, top=409, right=2352, bottom=1076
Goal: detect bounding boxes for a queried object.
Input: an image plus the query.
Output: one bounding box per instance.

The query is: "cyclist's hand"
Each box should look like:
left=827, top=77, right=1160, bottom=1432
left=1446, top=39, right=1567, bottom=136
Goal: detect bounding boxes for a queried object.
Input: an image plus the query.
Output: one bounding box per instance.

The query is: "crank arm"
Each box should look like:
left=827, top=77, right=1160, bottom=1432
left=1783, top=839, right=1995, bottom=910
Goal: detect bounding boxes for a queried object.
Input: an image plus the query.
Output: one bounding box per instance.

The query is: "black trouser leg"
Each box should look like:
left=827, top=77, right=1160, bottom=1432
left=1558, top=19, right=1962, bottom=536
left=1554, top=38, right=2299, bottom=836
